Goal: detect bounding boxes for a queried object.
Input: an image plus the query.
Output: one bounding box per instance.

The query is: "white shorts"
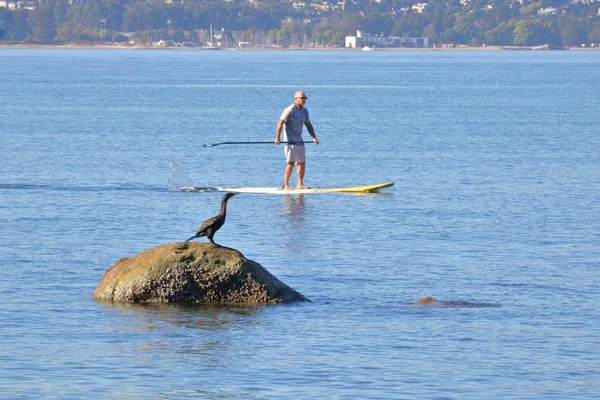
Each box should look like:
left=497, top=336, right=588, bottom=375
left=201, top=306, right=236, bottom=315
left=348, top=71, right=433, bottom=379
left=284, top=144, right=306, bottom=164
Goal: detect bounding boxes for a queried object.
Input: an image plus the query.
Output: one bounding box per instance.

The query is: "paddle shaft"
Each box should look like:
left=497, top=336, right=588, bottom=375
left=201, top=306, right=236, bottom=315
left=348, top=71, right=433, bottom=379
left=203, top=141, right=314, bottom=148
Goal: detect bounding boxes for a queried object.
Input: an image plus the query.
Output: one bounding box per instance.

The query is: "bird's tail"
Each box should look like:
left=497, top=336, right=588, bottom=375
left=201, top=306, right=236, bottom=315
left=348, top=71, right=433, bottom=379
left=185, top=236, right=196, bottom=242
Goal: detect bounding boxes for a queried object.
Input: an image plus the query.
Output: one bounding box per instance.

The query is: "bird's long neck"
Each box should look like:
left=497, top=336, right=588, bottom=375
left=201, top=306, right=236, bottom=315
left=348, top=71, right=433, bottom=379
left=219, top=197, right=229, bottom=216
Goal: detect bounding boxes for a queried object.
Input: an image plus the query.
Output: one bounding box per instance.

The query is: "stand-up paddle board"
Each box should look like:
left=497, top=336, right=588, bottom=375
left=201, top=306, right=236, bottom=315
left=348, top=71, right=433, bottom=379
left=176, top=182, right=393, bottom=194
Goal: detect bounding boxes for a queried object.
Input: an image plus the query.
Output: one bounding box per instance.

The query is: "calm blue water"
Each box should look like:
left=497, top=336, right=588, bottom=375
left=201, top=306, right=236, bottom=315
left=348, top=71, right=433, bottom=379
left=1, top=48, right=599, bottom=399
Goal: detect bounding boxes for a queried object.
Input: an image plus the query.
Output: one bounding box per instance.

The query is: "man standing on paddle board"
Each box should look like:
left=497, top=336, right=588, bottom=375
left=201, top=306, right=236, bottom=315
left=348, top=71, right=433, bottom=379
left=275, top=90, right=319, bottom=190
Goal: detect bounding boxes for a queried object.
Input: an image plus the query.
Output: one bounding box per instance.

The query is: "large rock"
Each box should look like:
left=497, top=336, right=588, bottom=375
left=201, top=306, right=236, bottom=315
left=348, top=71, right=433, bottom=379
left=93, top=243, right=308, bottom=304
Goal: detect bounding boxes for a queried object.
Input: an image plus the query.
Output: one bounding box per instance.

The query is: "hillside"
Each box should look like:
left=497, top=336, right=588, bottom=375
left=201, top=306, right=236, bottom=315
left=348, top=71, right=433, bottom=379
left=1, top=0, right=599, bottom=47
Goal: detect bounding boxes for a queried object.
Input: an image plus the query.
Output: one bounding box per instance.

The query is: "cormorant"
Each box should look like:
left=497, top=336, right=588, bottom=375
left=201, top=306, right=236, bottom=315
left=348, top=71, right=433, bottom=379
left=185, top=192, right=238, bottom=245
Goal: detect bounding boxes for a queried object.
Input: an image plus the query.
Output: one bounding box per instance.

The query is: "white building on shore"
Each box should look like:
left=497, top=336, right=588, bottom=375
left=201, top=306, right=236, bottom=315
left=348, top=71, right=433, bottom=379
left=345, top=31, right=429, bottom=48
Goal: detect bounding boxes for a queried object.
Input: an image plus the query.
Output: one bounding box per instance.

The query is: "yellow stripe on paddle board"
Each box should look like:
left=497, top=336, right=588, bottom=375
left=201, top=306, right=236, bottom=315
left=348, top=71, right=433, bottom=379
left=305, top=182, right=394, bottom=193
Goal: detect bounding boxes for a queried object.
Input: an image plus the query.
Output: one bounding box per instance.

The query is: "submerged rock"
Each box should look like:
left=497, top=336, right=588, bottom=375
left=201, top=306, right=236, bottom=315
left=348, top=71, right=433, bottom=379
left=93, top=243, right=309, bottom=304
left=413, top=296, right=439, bottom=305
left=413, top=296, right=490, bottom=308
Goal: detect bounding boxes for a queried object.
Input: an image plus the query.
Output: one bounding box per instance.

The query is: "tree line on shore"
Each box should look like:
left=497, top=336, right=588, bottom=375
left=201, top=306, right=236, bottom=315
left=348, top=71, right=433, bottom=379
left=1, top=0, right=599, bottom=47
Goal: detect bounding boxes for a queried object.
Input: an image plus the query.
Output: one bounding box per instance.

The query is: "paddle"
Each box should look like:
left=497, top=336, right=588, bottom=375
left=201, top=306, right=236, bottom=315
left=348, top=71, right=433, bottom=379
left=202, top=141, right=313, bottom=148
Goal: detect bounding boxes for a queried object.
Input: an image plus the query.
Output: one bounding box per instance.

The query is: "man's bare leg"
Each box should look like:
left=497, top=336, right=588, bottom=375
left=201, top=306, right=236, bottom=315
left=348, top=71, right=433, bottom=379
left=297, top=162, right=308, bottom=189
left=283, top=162, right=295, bottom=190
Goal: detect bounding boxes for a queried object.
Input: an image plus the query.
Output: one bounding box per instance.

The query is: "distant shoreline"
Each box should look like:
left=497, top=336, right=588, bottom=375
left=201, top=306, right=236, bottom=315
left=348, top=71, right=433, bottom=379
left=1, top=43, right=598, bottom=51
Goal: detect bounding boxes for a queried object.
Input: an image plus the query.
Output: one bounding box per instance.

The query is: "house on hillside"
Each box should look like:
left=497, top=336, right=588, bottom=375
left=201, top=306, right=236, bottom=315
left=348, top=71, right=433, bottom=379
left=345, top=30, right=429, bottom=48
left=0, top=0, right=34, bottom=9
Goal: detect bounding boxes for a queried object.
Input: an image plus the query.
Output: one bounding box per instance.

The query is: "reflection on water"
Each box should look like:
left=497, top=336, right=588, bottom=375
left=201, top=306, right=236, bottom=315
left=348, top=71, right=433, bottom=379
left=274, top=194, right=309, bottom=254
left=99, top=302, right=261, bottom=331
left=96, top=302, right=263, bottom=365
left=281, top=193, right=305, bottom=221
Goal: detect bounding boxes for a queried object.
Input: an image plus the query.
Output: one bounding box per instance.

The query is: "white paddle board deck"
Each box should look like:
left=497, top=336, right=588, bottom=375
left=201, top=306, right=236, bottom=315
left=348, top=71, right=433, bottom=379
left=177, top=182, right=394, bottom=194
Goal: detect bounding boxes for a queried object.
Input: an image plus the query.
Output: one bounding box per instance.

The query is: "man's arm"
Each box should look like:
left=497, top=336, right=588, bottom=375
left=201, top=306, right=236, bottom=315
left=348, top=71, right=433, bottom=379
left=305, top=122, right=319, bottom=144
left=275, top=119, right=285, bottom=144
